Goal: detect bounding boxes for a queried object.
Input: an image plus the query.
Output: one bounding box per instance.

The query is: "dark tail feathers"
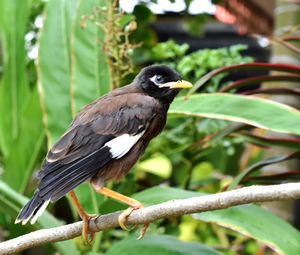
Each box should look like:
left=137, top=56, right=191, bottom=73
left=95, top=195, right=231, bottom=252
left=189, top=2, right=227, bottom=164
left=15, top=146, right=112, bottom=225
left=15, top=191, right=50, bottom=225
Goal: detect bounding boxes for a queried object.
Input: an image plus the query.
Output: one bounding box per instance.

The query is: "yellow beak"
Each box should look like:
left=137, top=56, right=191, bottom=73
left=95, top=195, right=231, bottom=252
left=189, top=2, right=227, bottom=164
left=159, top=80, right=193, bottom=89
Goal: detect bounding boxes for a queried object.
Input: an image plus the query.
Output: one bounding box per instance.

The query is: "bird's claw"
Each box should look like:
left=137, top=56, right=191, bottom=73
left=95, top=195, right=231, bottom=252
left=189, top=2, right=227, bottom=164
left=118, top=204, right=149, bottom=239
left=118, top=207, right=135, bottom=231
left=137, top=223, right=149, bottom=240
left=82, top=214, right=97, bottom=246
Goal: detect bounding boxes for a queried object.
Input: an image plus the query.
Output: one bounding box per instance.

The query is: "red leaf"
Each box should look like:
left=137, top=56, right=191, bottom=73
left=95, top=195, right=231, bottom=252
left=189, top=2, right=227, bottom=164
left=186, top=63, right=300, bottom=97
left=228, top=150, right=300, bottom=190
left=243, top=171, right=300, bottom=185
left=219, top=74, right=300, bottom=93
left=281, top=35, right=300, bottom=42
left=242, top=87, right=300, bottom=96
left=273, top=37, right=300, bottom=55
left=232, top=131, right=300, bottom=151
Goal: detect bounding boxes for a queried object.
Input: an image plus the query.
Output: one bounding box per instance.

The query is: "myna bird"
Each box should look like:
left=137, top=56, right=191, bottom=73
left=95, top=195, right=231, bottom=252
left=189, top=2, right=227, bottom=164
left=15, top=65, right=192, bottom=245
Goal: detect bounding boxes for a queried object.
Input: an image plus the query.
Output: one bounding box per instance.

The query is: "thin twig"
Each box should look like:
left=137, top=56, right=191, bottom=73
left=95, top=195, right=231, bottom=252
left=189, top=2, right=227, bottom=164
left=1, top=183, right=300, bottom=254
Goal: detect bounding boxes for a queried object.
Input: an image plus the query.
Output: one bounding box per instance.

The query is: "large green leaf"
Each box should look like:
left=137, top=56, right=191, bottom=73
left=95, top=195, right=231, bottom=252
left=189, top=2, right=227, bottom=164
left=0, top=0, right=30, bottom=156
left=133, top=186, right=300, bottom=255
left=0, top=180, right=77, bottom=254
left=105, top=234, right=223, bottom=255
left=2, top=87, right=45, bottom=193
left=195, top=206, right=300, bottom=255
left=71, top=0, right=110, bottom=115
left=169, top=94, right=300, bottom=136
left=37, top=0, right=77, bottom=146
left=38, top=0, right=111, bottom=142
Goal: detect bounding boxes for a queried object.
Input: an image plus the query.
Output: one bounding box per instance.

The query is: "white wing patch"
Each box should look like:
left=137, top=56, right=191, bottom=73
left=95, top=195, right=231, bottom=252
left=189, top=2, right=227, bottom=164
left=105, top=131, right=145, bottom=159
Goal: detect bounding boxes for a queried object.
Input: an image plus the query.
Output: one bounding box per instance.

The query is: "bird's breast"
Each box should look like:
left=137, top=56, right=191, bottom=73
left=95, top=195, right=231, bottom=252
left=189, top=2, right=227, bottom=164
left=91, top=104, right=169, bottom=186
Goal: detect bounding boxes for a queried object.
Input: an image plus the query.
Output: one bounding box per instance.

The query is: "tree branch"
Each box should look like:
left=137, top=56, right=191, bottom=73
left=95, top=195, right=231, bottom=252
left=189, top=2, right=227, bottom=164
left=1, top=182, right=300, bottom=254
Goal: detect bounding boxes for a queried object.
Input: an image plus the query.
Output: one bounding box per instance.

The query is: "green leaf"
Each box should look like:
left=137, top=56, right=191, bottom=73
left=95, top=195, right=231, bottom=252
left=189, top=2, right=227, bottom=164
left=195, top=205, right=300, bottom=255
left=0, top=180, right=77, bottom=254
left=185, top=14, right=206, bottom=36
left=175, top=44, right=252, bottom=84
left=37, top=0, right=77, bottom=146
left=0, top=0, right=30, bottom=156
left=136, top=153, right=172, bottom=178
left=105, top=234, right=223, bottom=255
left=150, top=40, right=189, bottom=60
left=194, top=123, right=247, bottom=150
left=2, top=87, right=45, bottom=193
left=71, top=0, right=110, bottom=115
left=169, top=94, right=300, bottom=136
left=118, top=14, right=135, bottom=27
left=133, top=186, right=300, bottom=255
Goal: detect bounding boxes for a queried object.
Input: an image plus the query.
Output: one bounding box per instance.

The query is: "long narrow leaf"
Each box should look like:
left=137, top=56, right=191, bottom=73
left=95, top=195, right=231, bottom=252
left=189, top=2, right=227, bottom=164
left=281, top=35, right=300, bottom=41
left=244, top=171, right=300, bottom=184
left=273, top=37, right=300, bottom=55
left=2, top=88, right=45, bottom=193
left=242, top=87, right=300, bottom=95
left=186, top=63, right=300, bottom=97
left=228, top=151, right=300, bottom=190
left=71, top=0, right=110, bottom=115
left=220, top=74, right=300, bottom=92
left=37, top=0, right=77, bottom=147
left=0, top=0, right=30, bottom=156
left=232, top=132, right=300, bottom=152
left=169, top=94, right=300, bottom=136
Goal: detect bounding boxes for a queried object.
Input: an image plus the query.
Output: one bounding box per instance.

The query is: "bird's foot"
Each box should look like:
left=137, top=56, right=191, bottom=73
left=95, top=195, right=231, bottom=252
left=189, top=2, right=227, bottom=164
left=90, top=186, right=150, bottom=240
left=81, top=213, right=97, bottom=246
left=118, top=203, right=149, bottom=240
left=68, top=191, right=97, bottom=246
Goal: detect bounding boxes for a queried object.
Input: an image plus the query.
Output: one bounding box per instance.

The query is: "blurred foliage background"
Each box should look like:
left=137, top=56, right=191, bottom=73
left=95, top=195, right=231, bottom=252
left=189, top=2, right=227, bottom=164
left=0, top=0, right=300, bottom=254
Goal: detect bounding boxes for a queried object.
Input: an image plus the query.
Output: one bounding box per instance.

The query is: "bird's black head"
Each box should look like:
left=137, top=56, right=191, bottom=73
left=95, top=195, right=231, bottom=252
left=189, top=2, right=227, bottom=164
left=134, top=65, right=192, bottom=104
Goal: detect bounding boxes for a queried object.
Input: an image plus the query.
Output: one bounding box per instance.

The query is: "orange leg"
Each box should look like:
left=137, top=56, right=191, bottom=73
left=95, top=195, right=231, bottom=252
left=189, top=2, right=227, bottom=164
left=91, top=184, right=149, bottom=240
left=68, top=190, right=96, bottom=246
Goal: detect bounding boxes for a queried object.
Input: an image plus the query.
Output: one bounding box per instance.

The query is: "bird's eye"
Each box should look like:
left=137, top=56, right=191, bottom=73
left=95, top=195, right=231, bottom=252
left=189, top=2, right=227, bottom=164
left=150, top=74, right=165, bottom=85
left=155, top=75, right=163, bottom=83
